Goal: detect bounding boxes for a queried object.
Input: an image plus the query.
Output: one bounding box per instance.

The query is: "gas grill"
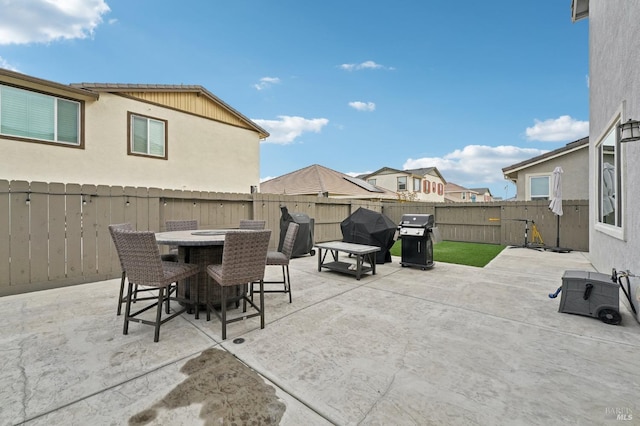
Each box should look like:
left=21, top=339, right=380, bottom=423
left=398, top=214, right=435, bottom=270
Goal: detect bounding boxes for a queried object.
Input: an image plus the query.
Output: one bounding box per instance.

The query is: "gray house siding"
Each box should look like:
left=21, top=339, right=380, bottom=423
left=511, top=148, right=589, bottom=201
left=586, top=1, right=640, bottom=274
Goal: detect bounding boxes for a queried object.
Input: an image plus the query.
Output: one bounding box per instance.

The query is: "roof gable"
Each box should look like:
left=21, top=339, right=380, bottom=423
left=405, top=167, right=446, bottom=182
left=70, top=83, right=268, bottom=138
left=502, top=137, right=588, bottom=175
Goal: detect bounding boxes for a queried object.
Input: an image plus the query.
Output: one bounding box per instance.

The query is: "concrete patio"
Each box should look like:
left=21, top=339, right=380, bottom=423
left=2, top=247, right=639, bottom=425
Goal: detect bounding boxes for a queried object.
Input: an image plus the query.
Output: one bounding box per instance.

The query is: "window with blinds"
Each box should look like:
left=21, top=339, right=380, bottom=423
left=0, top=84, right=80, bottom=145
left=128, top=112, right=167, bottom=159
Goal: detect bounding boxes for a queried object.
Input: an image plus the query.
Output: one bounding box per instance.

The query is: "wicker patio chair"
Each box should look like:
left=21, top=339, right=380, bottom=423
left=111, top=228, right=200, bottom=342
left=109, top=223, right=177, bottom=315
left=164, top=220, right=198, bottom=260
left=239, top=219, right=266, bottom=230
left=205, top=230, right=271, bottom=340
left=251, top=222, right=299, bottom=303
left=166, top=219, right=199, bottom=231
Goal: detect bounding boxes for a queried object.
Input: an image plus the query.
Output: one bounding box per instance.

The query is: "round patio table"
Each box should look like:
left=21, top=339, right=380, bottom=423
left=155, top=229, right=244, bottom=314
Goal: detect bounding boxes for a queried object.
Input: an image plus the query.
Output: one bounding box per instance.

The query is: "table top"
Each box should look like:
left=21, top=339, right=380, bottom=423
left=155, top=229, right=234, bottom=246
left=314, top=241, right=381, bottom=255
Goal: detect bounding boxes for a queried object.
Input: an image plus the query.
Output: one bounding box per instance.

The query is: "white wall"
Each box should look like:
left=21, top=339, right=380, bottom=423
left=1, top=93, right=261, bottom=193
left=588, top=0, right=640, bottom=280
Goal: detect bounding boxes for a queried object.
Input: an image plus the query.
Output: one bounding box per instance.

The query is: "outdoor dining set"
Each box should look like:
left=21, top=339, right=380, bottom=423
left=108, top=219, right=300, bottom=342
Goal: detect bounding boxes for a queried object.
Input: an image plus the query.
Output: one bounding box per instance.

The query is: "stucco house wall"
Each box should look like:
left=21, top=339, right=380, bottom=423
left=584, top=0, right=640, bottom=274
left=511, top=147, right=589, bottom=201
left=0, top=70, right=263, bottom=194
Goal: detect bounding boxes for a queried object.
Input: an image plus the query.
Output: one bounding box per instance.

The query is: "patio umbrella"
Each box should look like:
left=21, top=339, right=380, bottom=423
left=548, top=166, right=572, bottom=252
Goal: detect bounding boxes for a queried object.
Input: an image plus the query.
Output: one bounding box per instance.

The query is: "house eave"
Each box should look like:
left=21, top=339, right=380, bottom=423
left=502, top=138, right=589, bottom=178
left=0, top=68, right=99, bottom=102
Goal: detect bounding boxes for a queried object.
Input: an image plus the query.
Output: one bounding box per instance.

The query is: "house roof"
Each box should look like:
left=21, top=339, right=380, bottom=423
left=70, top=82, right=269, bottom=139
left=361, top=166, right=446, bottom=183
left=501, top=137, right=588, bottom=179
left=260, top=164, right=398, bottom=199
left=444, top=182, right=478, bottom=194
left=405, top=167, right=446, bottom=182
left=0, top=68, right=99, bottom=101
left=361, top=167, right=415, bottom=178
left=469, top=187, right=492, bottom=195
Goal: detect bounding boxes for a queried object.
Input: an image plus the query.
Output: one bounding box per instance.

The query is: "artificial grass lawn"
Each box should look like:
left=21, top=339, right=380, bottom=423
left=389, top=240, right=506, bottom=268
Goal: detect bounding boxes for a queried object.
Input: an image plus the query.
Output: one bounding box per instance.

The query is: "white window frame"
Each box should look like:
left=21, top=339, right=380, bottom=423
left=128, top=112, right=167, bottom=159
left=397, top=176, right=407, bottom=191
left=0, top=83, right=81, bottom=146
left=594, top=108, right=625, bottom=240
left=413, top=178, right=421, bottom=192
left=527, top=174, right=551, bottom=200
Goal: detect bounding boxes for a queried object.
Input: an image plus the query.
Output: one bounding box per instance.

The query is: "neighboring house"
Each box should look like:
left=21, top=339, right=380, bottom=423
left=571, top=0, right=640, bottom=288
left=259, top=164, right=398, bottom=200
left=469, top=187, right=494, bottom=202
left=502, top=137, right=589, bottom=201
left=359, top=166, right=446, bottom=202
left=0, top=68, right=268, bottom=194
left=444, top=182, right=479, bottom=202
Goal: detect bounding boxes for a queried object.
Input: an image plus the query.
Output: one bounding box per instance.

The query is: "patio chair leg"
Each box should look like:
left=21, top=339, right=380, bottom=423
left=133, top=284, right=139, bottom=303
left=206, top=280, right=211, bottom=322
left=243, top=285, right=248, bottom=313
left=194, top=279, right=199, bottom=320
left=285, top=265, right=292, bottom=303
left=123, top=282, right=134, bottom=335
left=117, top=271, right=126, bottom=315
left=154, top=287, right=165, bottom=343
left=165, top=283, right=172, bottom=315
left=259, top=280, right=265, bottom=329
left=221, top=290, right=227, bottom=340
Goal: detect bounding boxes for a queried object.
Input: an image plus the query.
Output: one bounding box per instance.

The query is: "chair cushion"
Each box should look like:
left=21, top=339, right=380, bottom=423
left=266, top=251, right=288, bottom=266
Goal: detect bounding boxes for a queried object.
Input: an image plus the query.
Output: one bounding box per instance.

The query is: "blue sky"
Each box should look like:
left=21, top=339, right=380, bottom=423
left=0, top=0, right=589, bottom=199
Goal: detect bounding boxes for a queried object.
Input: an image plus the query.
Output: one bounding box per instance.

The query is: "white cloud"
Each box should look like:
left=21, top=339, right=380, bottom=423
left=345, top=171, right=372, bottom=178
left=0, top=0, right=111, bottom=45
left=525, top=115, right=589, bottom=142
left=348, top=101, right=376, bottom=111
left=254, top=76, right=281, bottom=91
left=0, top=56, right=19, bottom=71
left=339, top=60, right=392, bottom=71
left=253, top=115, right=329, bottom=144
left=403, top=145, right=548, bottom=187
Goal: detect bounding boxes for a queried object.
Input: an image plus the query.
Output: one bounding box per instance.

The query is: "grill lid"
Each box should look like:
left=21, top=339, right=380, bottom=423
left=399, top=214, right=434, bottom=228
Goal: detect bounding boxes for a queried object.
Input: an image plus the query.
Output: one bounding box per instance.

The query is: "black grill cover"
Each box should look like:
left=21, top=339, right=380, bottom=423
left=340, top=207, right=397, bottom=264
left=279, top=206, right=315, bottom=257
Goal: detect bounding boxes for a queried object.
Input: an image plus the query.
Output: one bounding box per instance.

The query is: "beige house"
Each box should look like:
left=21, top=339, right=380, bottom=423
left=360, top=167, right=446, bottom=202
left=444, top=182, right=479, bottom=202
left=502, top=137, right=589, bottom=201
left=469, top=187, right=494, bottom=202
left=260, top=164, right=398, bottom=200
left=0, top=68, right=268, bottom=193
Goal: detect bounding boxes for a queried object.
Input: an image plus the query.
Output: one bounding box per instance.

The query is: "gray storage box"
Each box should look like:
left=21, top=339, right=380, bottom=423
left=559, top=270, right=621, bottom=324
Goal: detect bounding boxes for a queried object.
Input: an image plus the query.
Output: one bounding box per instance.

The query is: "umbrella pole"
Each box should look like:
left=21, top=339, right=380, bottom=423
left=547, top=213, right=572, bottom=253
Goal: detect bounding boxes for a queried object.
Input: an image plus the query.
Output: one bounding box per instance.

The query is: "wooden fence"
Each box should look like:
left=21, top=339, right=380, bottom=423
left=0, top=180, right=589, bottom=296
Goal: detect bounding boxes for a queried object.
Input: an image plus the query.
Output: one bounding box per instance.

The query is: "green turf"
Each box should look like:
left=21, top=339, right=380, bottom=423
left=390, top=240, right=506, bottom=268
